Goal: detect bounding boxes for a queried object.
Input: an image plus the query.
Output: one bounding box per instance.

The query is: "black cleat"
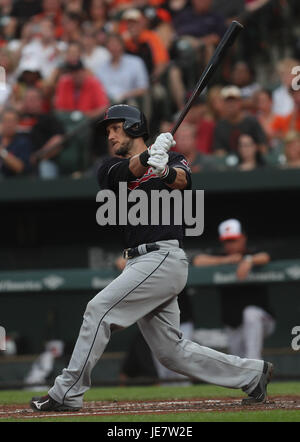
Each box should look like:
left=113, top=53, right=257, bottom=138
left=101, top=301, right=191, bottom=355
left=242, top=361, right=274, bottom=405
left=30, top=394, right=81, bottom=412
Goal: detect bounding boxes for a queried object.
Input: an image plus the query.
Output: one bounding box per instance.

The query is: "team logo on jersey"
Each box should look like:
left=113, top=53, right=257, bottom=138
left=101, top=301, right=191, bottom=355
left=128, top=168, right=158, bottom=190
left=180, top=159, right=191, bottom=172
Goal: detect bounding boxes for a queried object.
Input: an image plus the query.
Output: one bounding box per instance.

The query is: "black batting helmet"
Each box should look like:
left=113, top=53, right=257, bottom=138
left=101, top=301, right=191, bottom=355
left=98, top=104, right=149, bottom=141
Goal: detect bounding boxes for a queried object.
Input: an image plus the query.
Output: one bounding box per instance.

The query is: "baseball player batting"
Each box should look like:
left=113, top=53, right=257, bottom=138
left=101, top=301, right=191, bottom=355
left=31, top=105, right=273, bottom=412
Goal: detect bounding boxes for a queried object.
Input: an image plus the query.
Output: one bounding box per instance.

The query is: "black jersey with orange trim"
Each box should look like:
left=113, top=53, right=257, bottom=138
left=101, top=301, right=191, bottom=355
left=97, top=151, right=192, bottom=248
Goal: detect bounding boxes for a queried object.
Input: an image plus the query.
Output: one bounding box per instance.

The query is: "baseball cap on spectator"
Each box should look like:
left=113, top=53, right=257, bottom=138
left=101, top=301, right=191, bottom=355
left=122, top=8, right=143, bottom=21
left=221, top=85, right=241, bottom=100
left=218, top=219, right=243, bottom=241
left=18, top=59, right=42, bottom=76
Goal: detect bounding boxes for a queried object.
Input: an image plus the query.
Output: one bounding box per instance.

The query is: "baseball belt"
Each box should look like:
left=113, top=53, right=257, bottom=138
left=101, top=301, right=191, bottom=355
left=123, top=240, right=183, bottom=259
left=123, top=242, right=160, bottom=259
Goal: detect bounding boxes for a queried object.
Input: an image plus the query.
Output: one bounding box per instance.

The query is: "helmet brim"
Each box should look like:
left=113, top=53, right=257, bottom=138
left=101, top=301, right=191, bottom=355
left=97, top=117, right=125, bottom=136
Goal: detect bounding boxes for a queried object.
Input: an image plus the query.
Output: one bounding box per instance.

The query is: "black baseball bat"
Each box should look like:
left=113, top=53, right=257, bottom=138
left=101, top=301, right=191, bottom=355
left=171, top=21, right=244, bottom=136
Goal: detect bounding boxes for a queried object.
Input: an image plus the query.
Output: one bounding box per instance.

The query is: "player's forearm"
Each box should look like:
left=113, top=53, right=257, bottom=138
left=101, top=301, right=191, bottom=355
left=193, top=255, right=228, bottom=267
left=129, top=152, right=149, bottom=178
left=248, top=253, right=270, bottom=266
left=0, top=149, right=25, bottom=174
left=165, top=168, right=187, bottom=190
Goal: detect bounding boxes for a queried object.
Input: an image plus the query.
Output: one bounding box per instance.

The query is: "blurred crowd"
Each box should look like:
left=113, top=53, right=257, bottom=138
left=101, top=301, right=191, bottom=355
left=0, top=0, right=300, bottom=179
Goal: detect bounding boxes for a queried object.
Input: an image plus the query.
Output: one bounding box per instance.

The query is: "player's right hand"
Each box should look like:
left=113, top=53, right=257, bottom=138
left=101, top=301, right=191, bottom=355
left=147, top=150, right=169, bottom=176
left=149, top=132, right=176, bottom=155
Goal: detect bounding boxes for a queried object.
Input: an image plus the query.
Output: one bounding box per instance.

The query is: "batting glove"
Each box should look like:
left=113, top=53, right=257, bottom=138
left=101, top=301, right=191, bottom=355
left=147, top=150, right=169, bottom=177
left=148, top=132, right=176, bottom=155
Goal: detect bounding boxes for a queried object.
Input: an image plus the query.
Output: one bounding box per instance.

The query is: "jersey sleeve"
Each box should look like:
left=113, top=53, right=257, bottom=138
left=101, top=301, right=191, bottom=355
left=246, top=246, right=271, bottom=260
left=168, top=152, right=192, bottom=190
left=97, top=157, right=136, bottom=190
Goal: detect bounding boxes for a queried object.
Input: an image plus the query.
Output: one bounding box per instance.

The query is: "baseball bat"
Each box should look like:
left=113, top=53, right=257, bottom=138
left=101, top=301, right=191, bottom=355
left=171, top=21, right=244, bottom=136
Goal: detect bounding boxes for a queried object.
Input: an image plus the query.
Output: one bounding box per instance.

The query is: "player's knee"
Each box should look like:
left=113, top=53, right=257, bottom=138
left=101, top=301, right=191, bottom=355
left=243, top=306, right=262, bottom=324
left=85, top=298, right=97, bottom=315
left=84, top=297, right=105, bottom=321
left=155, top=347, right=177, bottom=369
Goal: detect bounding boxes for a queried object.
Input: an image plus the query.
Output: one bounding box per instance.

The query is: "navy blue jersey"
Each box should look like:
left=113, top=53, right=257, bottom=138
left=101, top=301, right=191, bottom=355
left=97, top=152, right=192, bottom=248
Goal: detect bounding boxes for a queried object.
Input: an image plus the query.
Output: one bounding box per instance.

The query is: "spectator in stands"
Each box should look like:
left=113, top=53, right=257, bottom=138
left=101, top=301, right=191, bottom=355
left=254, top=89, right=277, bottom=145
left=174, top=122, right=215, bottom=172
left=96, top=33, right=149, bottom=106
left=211, top=0, right=244, bottom=25
left=206, top=85, right=226, bottom=121
left=81, top=26, right=110, bottom=76
left=134, top=2, right=174, bottom=54
left=0, top=108, right=32, bottom=177
left=193, top=218, right=275, bottom=360
left=230, top=60, right=261, bottom=110
left=183, top=93, right=215, bottom=154
left=10, top=60, right=44, bottom=113
left=122, top=7, right=186, bottom=122
left=19, top=88, right=65, bottom=178
left=0, top=0, right=17, bottom=43
left=171, top=0, right=227, bottom=65
left=62, top=0, right=87, bottom=18
left=45, top=40, right=82, bottom=94
left=54, top=59, right=109, bottom=118
left=122, top=8, right=170, bottom=82
left=272, top=58, right=299, bottom=117
left=272, top=88, right=300, bottom=139
left=281, top=131, right=300, bottom=169
left=6, top=19, right=36, bottom=53
left=61, top=41, right=82, bottom=67
left=14, top=18, right=64, bottom=80
left=236, top=0, right=273, bottom=64
left=236, top=133, right=266, bottom=171
left=88, top=0, right=109, bottom=34
left=60, top=11, right=82, bottom=44
left=0, top=0, right=16, bottom=18
left=212, top=85, right=268, bottom=155
left=32, top=0, right=64, bottom=39
left=10, top=0, right=42, bottom=37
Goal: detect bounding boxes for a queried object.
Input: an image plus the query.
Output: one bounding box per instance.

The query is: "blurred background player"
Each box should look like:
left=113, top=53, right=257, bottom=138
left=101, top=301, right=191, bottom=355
left=193, top=218, right=276, bottom=360
left=24, top=340, right=64, bottom=391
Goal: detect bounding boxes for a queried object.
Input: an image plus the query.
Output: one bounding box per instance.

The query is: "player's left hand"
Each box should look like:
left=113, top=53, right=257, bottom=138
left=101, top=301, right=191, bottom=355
left=236, top=258, right=253, bottom=281
left=149, top=132, right=176, bottom=155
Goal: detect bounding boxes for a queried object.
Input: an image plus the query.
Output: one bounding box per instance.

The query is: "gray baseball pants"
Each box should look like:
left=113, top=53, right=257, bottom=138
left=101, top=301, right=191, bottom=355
left=49, top=240, right=264, bottom=408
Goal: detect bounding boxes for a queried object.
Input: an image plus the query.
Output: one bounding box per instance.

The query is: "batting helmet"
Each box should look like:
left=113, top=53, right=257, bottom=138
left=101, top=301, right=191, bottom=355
left=98, top=104, right=149, bottom=141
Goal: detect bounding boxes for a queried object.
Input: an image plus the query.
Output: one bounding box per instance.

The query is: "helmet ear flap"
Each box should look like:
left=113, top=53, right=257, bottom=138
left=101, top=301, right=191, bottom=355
left=124, top=122, right=139, bottom=135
